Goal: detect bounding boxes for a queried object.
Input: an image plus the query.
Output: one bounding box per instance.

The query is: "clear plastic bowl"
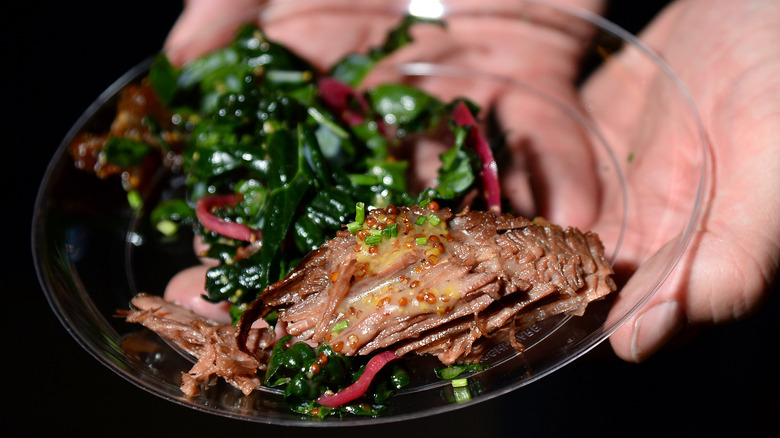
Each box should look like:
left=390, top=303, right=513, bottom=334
left=33, top=0, right=708, bottom=426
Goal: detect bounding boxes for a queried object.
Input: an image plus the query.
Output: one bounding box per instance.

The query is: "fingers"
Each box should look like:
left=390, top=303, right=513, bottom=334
left=164, top=264, right=232, bottom=324
left=165, top=0, right=417, bottom=69
left=374, top=10, right=606, bottom=228
left=611, top=302, right=687, bottom=363
left=494, top=90, right=601, bottom=228
left=162, top=0, right=608, bottom=70
left=609, top=224, right=777, bottom=363
left=164, top=0, right=267, bottom=66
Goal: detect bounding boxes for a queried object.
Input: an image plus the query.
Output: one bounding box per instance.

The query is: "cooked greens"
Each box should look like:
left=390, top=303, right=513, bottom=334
left=136, top=17, right=500, bottom=318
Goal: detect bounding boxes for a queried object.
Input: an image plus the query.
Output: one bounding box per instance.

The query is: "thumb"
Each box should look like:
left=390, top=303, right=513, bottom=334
left=609, top=300, right=687, bottom=363
left=607, top=238, right=690, bottom=363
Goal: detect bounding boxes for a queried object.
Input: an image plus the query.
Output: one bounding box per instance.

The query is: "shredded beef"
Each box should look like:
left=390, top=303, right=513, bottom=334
left=118, top=294, right=275, bottom=396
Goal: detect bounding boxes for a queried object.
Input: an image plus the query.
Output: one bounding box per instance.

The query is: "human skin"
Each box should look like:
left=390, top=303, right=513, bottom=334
left=162, top=0, right=780, bottom=363
left=589, top=0, right=780, bottom=361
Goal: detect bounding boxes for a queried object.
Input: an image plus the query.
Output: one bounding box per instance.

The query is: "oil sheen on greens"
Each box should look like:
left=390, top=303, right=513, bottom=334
left=146, top=16, right=487, bottom=321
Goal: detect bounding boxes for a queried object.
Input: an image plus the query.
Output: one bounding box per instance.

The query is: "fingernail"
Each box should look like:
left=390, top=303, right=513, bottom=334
left=630, top=301, right=685, bottom=362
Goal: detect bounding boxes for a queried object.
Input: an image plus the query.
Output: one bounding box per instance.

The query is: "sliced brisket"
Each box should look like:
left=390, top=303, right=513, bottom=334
left=237, top=205, right=616, bottom=365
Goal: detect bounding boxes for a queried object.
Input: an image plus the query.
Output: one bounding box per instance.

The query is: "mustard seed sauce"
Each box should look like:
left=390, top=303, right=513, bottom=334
left=324, top=204, right=463, bottom=354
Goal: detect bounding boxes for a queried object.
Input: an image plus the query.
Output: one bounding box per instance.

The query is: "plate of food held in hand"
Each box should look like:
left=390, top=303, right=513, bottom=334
left=33, top=0, right=708, bottom=425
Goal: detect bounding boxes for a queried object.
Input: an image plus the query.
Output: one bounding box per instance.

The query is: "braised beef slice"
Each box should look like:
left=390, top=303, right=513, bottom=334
left=238, top=206, right=615, bottom=366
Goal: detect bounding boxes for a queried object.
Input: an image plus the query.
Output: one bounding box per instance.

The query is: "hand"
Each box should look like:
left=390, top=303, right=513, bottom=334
left=163, top=0, right=780, bottom=363
left=589, top=0, right=780, bottom=361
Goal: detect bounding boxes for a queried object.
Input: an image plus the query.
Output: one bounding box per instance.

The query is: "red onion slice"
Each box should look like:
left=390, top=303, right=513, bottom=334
left=195, top=194, right=262, bottom=242
left=317, top=77, right=369, bottom=126
left=315, top=350, right=400, bottom=408
left=451, top=101, right=502, bottom=215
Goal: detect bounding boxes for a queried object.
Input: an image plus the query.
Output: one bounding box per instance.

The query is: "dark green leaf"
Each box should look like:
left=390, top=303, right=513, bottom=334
left=389, top=364, right=410, bottom=389
left=420, top=124, right=478, bottom=201
left=102, top=136, right=152, bottom=167
left=204, top=263, right=243, bottom=302
left=368, top=83, right=438, bottom=127
left=328, top=53, right=375, bottom=89
left=148, top=53, right=179, bottom=106
left=265, top=335, right=293, bottom=385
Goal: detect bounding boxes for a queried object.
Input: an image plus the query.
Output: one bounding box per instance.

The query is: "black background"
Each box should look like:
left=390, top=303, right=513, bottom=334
left=7, top=1, right=778, bottom=436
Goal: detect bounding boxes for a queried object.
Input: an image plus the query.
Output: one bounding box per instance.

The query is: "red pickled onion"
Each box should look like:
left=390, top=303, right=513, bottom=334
left=317, top=77, right=370, bottom=126
left=316, top=351, right=400, bottom=408
left=195, top=194, right=262, bottom=242
left=451, top=101, right=502, bottom=215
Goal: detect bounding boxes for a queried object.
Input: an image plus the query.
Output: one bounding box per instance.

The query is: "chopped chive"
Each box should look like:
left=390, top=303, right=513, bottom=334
left=451, top=378, right=469, bottom=388
left=347, top=221, right=361, bottom=234
left=127, top=190, right=143, bottom=210
left=453, top=386, right=471, bottom=403
left=415, top=216, right=427, bottom=225
left=428, top=214, right=441, bottom=226
left=369, top=229, right=382, bottom=236
left=356, top=202, right=365, bottom=224
left=332, top=320, right=349, bottom=333
left=383, top=223, right=398, bottom=238
left=415, top=237, right=428, bottom=245
left=349, top=174, right=380, bottom=186
left=365, top=235, right=383, bottom=245
left=265, top=69, right=312, bottom=84
left=419, top=198, right=431, bottom=208
left=307, top=107, right=349, bottom=138
left=156, top=219, right=178, bottom=237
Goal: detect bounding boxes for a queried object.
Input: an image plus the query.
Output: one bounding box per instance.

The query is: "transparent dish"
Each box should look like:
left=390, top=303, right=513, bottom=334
left=32, top=0, right=709, bottom=426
